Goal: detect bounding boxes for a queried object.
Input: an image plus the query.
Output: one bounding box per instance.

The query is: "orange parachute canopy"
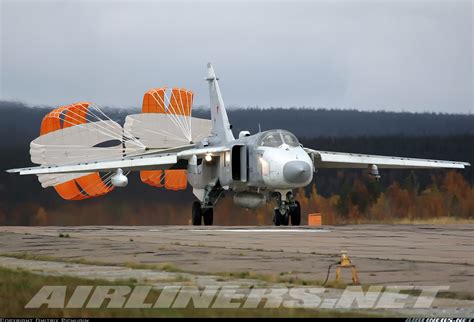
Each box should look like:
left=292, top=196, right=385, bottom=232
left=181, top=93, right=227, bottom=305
left=142, top=87, right=193, bottom=116
left=39, top=103, right=114, bottom=200
left=164, top=170, right=188, bottom=190
left=140, top=88, right=192, bottom=190
left=140, top=170, right=164, bottom=188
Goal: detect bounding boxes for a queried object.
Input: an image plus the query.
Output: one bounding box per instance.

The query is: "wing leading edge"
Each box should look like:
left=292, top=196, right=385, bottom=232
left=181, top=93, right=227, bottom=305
left=7, top=146, right=229, bottom=176
left=304, top=148, right=470, bottom=169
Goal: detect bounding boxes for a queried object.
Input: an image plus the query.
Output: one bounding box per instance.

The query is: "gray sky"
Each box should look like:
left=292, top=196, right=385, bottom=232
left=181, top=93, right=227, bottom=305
left=1, top=0, right=472, bottom=113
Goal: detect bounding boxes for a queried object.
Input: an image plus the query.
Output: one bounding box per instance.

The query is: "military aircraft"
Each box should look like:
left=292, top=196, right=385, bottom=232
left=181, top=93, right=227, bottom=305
left=7, top=63, right=470, bottom=226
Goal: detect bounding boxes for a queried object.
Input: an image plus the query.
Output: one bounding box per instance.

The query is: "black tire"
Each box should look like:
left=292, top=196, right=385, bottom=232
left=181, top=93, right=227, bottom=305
left=290, top=201, right=301, bottom=226
left=192, top=201, right=202, bottom=226
left=273, top=208, right=281, bottom=226
left=203, top=207, right=214, bottom=226
left=274, top=208, right=289, bottom=226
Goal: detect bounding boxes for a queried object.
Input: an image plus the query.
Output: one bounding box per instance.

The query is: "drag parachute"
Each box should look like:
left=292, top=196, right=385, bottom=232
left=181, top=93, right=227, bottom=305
left=32, top=102, right=144, bottom=200
left=124, top=87, right=211, bottom=190
left=28, top=87, right=211, bottom=199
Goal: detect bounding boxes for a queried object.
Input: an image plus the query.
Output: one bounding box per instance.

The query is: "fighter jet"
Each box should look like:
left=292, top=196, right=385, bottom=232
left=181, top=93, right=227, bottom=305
left=7, top=63, right=470, bottom=226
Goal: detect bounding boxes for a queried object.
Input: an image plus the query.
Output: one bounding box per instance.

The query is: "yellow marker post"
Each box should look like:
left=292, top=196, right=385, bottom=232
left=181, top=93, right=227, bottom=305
left=335, top=251, right=360, bottom=285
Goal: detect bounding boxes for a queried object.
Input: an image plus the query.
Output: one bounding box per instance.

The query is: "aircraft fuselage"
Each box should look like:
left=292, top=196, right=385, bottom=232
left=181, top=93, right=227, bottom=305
left=188, top=129, right=313, bottom=207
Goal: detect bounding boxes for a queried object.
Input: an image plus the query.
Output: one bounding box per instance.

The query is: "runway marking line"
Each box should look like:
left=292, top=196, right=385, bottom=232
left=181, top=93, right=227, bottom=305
left=148, top=228, right=330, bottom=233
left=189, top=229, right=330, bottom=233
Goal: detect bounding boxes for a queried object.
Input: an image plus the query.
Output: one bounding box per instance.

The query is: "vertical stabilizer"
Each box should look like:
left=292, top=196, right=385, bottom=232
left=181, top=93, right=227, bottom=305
left=206, top=63, right=235, bottom=143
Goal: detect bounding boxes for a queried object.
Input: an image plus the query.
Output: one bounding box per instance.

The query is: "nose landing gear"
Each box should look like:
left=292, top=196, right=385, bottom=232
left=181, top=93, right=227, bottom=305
left=273, top=208, right=289, bottom=226
left=272, top=191, right=301, bottom=226
left=290, top=200, right=301, bottom=226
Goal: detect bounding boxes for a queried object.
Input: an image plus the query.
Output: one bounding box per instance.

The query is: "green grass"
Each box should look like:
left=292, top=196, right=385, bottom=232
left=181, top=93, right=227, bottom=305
left=437, top=291, right=474, bottom=301
left=3, top=252, right=470, bottom=302
left=399, top=289, right=474, bottom=301
left=1, top=253, right=183, bottom=273
left=123, top=262, right=183, bottom=273
left=0, top=253, right=352, bottom=291
left=212, top=270, right=349, bottom=288
left=2, top=253, right=325, bottom=286
left=0, top=266, right=377, bottom=318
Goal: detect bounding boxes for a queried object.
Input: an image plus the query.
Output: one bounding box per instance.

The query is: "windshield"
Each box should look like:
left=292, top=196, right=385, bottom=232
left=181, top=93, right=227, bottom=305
left=259, top=130, right=299, bottom=148
left=261, top=132, right=283, bottom=147
left=282, top=132, right=299, bottom=147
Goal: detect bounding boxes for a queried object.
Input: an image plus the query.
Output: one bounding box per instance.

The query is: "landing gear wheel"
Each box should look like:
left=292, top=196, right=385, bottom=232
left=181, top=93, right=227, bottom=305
left=273, top=208, right=289, bottom=226
left=192, top=201, right=202, bottom=226
left=273, top=208, right=281, bottom=226
left=290, top=201, right=301, bottom=226
left=203, top=207, right=214, bottom=226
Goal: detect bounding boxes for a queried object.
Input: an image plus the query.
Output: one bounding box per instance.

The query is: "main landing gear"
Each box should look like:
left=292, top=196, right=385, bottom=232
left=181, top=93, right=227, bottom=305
left=273, top=191, right=301, bottom=226
left=191, top=185, right=223, bottom=226
left=192, top=202, right=213, bottom=226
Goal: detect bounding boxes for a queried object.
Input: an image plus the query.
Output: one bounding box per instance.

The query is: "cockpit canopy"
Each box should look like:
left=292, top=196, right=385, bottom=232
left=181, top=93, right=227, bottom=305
left=258, top=130, right=300, bottom=148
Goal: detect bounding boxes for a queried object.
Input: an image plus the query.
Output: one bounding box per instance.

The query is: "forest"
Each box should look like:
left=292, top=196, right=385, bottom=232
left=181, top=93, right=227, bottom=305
left=0, top=101, right=472, bottom=225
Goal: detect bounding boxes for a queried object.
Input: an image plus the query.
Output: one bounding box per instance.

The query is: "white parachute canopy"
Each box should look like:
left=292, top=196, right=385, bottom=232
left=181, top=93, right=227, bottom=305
left=31, top=102, right=144, bottom=199
left=124, top=113, right=211, bottom=149
left=124, top=87, right=211, bottom=149
left=27, top=87, right=212, bottom=199
left=126, top=87, right=212, bottom=190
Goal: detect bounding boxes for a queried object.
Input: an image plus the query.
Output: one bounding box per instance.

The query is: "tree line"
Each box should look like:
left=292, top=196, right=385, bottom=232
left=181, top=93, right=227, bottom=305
left=0, top=101, right=472, bottom=225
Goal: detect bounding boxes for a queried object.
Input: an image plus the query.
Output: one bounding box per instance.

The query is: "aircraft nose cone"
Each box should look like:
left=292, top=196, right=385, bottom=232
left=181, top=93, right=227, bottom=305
left=283, top=161, right=312, bottom=184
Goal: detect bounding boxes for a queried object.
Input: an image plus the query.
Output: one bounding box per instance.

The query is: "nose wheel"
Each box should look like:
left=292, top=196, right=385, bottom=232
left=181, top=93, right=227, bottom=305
left=273, top=208, right=289, bottom=226
left=272, top=192, right=301, bottom=226
left=290, top=201, right=301, bottom=226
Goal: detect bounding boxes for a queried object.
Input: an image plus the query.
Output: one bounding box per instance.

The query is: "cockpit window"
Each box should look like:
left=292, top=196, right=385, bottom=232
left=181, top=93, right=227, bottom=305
left=261, top=132, right=283, bottom=147
left=282, top=132, right=299, bottom=147
left=258, top=130, right=299, bottom=148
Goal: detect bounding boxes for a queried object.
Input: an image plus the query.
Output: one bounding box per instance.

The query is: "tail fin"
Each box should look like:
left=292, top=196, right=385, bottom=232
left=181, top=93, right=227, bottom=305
left=206, top=63, right=235, bottom=143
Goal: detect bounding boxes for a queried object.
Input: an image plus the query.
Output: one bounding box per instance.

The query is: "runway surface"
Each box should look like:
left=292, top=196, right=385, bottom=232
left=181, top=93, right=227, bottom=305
left=0, top=224, right=472, bottom=295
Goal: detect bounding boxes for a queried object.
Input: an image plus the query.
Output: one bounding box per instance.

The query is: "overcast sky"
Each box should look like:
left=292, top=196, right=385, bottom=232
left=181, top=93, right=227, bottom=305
left=1, top=0, right=472, bottom=113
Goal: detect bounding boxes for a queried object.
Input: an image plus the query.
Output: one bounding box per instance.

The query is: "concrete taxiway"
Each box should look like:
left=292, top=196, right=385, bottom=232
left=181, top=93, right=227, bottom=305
left=0, top=225, right=472, bottom=295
